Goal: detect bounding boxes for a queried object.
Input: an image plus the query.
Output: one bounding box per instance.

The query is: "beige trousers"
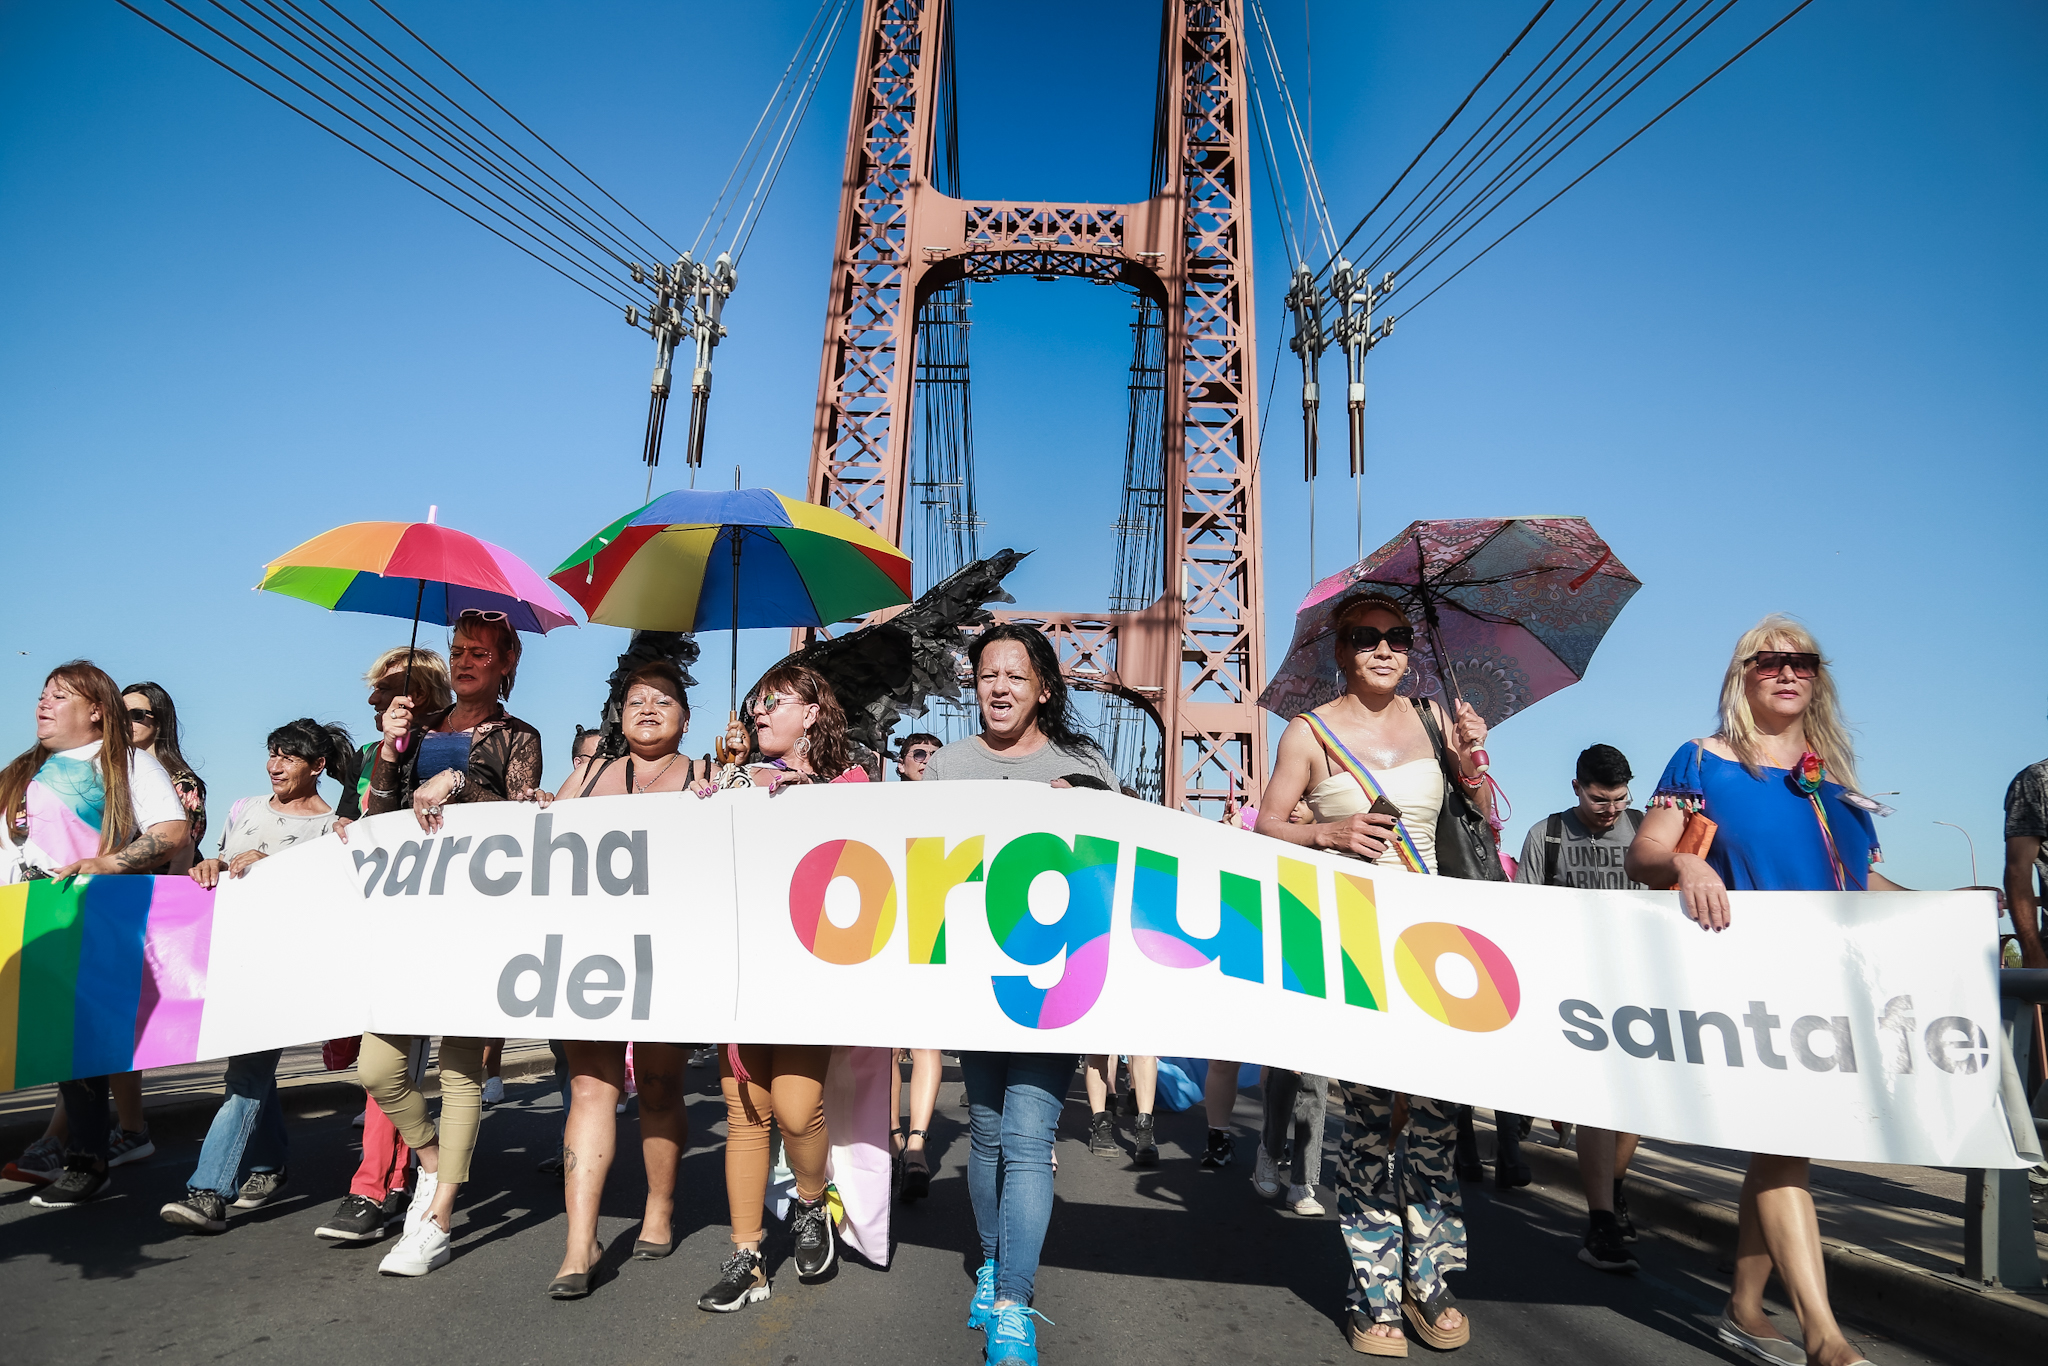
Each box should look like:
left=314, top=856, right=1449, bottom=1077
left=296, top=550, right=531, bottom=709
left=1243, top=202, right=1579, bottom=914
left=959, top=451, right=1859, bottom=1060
left=359, top=1033, right=486, bottom=1184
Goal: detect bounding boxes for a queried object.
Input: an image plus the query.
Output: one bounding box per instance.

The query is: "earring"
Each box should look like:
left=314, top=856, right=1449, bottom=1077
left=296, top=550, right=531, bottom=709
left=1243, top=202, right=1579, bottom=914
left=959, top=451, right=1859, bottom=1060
left=795, top=735, right=811, bottom=756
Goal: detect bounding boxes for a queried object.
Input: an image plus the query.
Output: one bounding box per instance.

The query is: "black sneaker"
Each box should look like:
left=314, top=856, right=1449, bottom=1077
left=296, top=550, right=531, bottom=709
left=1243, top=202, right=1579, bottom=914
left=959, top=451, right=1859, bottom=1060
left=1201, top=1128, right=1234, bottom=1169
left=315, top=1193, right=393, bottom=1242
left=1614, top=1181, right=1637, bottom=1241
left=161, top=1187, right=228, bottom=1233
left=234, top=1167, right=287, bottom=1210
left=1088, top=1110, right=1118, bottom=1157
left=697, top=1248, right=771, bottom=1312
left=790, top=1192, right=837, bottom=1279
left=1132, top=1112, right=1158, bottom=1168
left=29, top=1157, right=110, bottom=1208
left=1494, top=1162, right=1532, bottom=1191
left=1578, top=1218, right=1639, bottom=1273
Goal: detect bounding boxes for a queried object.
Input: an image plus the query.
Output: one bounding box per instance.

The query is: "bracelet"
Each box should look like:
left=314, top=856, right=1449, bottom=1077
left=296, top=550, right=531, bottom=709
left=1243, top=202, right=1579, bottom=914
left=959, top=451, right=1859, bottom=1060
left=368, top=785, right=396, bottom=798
left=1457, top=772, right=1484, bottom=788
left=449, top=771, right=467, bottom=796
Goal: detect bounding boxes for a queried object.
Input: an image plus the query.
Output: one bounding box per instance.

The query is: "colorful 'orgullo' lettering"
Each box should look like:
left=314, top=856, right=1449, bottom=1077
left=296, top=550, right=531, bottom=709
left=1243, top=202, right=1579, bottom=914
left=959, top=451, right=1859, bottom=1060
left=1276, top=858, right=1326, bottom=998
left=1334, top=872, right=1388, bottom=1011
left=984, top=833, right=1116, bottom=1029
left=787, top=839, right=898, bottom=966
left=1393, top=921, right=1521, bottom=1032
left=905, top=836, right=982, bottom=965
left=1128, top=847, right=1262, bottom=982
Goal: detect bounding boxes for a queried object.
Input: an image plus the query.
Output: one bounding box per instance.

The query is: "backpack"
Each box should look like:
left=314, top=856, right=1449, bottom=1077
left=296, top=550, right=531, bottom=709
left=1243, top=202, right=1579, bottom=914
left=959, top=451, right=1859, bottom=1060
left=1542, top=808, right=1639, bottom=887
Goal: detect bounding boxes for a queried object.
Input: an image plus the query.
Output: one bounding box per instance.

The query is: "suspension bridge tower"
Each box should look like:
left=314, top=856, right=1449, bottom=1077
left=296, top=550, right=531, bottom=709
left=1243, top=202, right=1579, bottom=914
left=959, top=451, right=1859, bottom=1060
left=805, top=0, right=1269, bottom=814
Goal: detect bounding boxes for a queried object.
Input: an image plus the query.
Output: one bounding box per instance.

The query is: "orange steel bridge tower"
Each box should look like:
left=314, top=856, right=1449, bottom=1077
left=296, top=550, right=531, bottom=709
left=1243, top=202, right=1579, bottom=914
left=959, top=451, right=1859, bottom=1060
left=804, top=0, right=1268, bottom=815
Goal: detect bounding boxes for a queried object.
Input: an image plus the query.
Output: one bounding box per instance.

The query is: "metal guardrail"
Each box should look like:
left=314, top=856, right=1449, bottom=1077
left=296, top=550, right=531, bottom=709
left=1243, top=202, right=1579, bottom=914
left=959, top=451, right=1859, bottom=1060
left=1961, top=970, right=2047, bottom=1290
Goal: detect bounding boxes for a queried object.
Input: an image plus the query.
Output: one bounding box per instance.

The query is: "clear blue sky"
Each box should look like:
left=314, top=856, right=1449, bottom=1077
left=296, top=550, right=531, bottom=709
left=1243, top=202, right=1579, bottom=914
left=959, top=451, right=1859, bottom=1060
left=2, top=2, right=2042, bottom=894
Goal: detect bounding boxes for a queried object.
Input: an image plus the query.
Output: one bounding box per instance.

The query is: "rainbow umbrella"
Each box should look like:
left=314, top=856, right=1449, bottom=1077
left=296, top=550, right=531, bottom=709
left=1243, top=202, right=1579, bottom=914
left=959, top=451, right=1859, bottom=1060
left=258, top=512, right=578, bottom=635
left=550, top=488, right=913, bottom=708
left=259, top=512, right=577, bottom=746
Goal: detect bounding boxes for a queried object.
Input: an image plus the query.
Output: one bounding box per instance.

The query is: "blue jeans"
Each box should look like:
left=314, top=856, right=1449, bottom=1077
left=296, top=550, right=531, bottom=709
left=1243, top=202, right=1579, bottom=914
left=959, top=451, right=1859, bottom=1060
left=960, top=1050, right=1073, bottom=1307
left=190, top=1050, right=286, bottom=1197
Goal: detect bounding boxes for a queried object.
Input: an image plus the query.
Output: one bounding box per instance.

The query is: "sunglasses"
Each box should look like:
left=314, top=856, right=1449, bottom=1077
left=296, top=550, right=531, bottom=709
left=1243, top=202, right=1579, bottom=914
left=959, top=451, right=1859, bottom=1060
left=904, top=747, right=937, bottom=762
left=1745, top=651, right=1820, bottom=679
left=457, top=609, right=509, bottom=623
left=1339, top=624, right=1414, bottom=653
left=127, top=707, right=157, bottom=725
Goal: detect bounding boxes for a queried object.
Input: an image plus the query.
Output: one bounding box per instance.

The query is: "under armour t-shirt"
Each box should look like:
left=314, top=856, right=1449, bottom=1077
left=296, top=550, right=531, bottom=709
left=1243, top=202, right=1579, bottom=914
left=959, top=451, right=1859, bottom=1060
left=1513, top=808, right=1643, bottom=890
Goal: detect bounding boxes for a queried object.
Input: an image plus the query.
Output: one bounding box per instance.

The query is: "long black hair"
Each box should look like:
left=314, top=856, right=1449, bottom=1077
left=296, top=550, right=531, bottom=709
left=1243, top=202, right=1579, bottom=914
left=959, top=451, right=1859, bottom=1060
left=266, top=718, right=361, bottom=794
left=966, top=623, right=1103, bottom=758
left=121, top=681, right=195, bottom=777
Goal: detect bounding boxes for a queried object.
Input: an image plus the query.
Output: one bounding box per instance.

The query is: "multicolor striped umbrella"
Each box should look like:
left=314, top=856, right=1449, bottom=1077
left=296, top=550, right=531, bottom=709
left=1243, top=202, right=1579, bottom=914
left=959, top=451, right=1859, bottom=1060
left=550, top=488, right=912, bottom=632
left=550, top=488, right=913, bottom=710
left=257, top=514, right=578, bottom=635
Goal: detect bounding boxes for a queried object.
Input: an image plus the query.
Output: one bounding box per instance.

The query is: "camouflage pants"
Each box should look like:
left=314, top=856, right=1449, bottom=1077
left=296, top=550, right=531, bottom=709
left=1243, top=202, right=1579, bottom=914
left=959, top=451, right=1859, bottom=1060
left=1335, top=1084, right=1468, bottom=1322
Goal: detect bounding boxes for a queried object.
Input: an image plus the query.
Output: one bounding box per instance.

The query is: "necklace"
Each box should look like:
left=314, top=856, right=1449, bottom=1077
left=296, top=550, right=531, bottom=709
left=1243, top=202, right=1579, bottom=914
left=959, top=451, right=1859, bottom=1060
left=634, top=753, right=681, bottom=792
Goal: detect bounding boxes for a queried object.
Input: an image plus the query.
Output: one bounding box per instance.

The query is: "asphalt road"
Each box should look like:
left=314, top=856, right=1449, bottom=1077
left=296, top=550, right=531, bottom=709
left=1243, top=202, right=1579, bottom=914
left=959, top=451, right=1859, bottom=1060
left=0, top=1063, right=1961, bottom=1366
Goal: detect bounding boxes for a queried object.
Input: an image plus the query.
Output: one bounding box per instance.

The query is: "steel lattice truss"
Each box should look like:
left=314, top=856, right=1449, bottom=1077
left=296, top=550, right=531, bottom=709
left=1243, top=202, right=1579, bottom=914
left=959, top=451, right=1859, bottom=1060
left=808, top=0, right=1268, bottom=813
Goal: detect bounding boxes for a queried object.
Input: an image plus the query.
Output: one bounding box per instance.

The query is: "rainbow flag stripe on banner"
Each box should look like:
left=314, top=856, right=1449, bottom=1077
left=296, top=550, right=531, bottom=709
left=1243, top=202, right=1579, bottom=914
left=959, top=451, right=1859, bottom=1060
left=0, top=877, right=215, bottom=1091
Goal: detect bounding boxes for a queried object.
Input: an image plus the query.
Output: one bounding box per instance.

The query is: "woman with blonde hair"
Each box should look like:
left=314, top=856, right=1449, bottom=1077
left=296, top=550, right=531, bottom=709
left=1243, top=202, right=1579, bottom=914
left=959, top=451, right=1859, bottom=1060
left=1256, top=591, right=1491, bottom=1357
left=358, top=610, right=544, bottom=1276
left=1628, top=614, right=1898, bottom=1366
left=695, top=663, right=865, bottom=1313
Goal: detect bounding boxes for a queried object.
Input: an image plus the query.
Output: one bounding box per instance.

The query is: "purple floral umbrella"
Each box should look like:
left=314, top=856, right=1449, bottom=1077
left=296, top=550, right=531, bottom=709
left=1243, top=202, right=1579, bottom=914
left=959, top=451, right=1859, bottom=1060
left=1259, top=516, right=1641, bottom=727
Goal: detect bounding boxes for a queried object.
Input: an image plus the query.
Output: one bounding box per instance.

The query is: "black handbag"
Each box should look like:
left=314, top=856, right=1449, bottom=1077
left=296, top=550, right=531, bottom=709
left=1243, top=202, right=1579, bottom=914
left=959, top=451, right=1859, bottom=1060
left=1412, top=698, right=1506, bottom=882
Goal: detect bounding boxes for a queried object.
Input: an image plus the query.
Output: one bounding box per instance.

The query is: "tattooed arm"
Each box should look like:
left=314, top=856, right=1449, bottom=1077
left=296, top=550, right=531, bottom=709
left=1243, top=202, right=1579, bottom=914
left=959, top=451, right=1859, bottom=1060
left=54, top=821, right=193, bottom=878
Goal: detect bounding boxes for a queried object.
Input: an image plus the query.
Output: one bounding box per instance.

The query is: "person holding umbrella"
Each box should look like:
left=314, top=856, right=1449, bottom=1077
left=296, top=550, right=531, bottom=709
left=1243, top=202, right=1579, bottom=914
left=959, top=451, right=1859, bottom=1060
left=360, top=608, right=544, bottom=1276
left=1627, top=615, right=1898, bottom=1366
left=1254, top=592, right=1489, bottom=1356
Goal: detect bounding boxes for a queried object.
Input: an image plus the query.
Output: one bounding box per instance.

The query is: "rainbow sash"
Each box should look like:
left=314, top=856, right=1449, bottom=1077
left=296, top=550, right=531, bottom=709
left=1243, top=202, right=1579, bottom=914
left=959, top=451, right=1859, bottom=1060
left=1301, top=713, right=1431, bottom=874
left=0, top=877, right=215, bottom=1091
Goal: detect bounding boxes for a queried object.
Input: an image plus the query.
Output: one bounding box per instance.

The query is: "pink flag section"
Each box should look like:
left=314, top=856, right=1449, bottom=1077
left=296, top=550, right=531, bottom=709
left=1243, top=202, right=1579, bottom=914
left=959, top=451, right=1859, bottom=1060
left=132, top=877, right=215, bottom=1069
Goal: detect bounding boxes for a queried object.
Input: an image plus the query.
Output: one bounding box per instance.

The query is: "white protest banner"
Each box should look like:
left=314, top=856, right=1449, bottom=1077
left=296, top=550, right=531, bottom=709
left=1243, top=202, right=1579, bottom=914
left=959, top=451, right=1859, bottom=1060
left=180, top=782, right=2024, bottom=1168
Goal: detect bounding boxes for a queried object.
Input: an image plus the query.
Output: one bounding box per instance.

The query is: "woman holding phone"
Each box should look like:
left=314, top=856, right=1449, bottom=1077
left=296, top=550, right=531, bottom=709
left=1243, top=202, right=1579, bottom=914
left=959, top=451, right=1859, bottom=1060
left=1256, top=592, right=1490, bottom=1357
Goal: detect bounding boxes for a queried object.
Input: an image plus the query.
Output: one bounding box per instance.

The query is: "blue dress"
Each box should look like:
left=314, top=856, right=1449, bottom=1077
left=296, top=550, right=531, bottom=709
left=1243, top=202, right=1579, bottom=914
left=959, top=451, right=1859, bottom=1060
left=1652, top=743, right=1880, bottom=892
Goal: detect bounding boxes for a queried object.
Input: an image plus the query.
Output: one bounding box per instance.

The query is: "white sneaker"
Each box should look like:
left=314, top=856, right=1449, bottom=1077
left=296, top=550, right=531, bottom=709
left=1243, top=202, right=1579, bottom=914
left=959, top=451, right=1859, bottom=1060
left=378, top=1214, right=451, bottom=1276
left=481, top=1077, right=505, bottom=1106
left=1288, top=1183, right=1325, bottom=1216
left=1251, top=1145, right=1282, bottom=1199
left=403, top=1169, right=439, bottom=1236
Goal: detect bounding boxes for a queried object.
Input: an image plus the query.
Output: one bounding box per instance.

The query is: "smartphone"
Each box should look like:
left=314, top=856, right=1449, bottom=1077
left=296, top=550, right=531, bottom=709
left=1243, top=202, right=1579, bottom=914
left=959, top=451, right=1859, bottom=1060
left=1367, top=795, right=1402, bottom=822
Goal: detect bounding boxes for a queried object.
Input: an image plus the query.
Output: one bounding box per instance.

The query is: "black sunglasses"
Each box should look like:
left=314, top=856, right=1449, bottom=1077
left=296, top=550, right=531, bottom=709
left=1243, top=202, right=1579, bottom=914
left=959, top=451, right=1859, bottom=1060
left=904, top=747, right=938, bottom=762
left=1745, top=650, right=1820, bottom=679
left=1339, top=624, right=1414, bottom=654
left=127, top=707, right=157, bottom=725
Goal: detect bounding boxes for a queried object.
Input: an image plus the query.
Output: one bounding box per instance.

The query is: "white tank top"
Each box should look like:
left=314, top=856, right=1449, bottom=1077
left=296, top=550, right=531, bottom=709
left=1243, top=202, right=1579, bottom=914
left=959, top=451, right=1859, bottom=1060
left=1304, top=757, right=1444, bottom=873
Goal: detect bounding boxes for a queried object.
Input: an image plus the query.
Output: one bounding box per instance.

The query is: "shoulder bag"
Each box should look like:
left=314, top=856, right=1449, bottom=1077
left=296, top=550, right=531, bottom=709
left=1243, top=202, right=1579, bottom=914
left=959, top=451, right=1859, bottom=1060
left=1412, top=699, right=1507, bottom=882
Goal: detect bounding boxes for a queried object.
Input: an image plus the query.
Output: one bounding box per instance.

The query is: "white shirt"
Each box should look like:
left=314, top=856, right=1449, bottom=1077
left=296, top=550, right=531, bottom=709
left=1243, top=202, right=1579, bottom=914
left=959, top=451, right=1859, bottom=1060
left=2, top=741, right=189, bottom=883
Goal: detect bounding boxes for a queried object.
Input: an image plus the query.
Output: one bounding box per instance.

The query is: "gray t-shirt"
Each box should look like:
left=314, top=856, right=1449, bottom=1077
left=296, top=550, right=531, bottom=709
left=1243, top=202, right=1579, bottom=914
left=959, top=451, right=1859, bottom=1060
left=218, top=798, right=338, bottom=860
left=923, top=735, right=1119, bottom=789
left=1514, top=808, right=1642, bottom=889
